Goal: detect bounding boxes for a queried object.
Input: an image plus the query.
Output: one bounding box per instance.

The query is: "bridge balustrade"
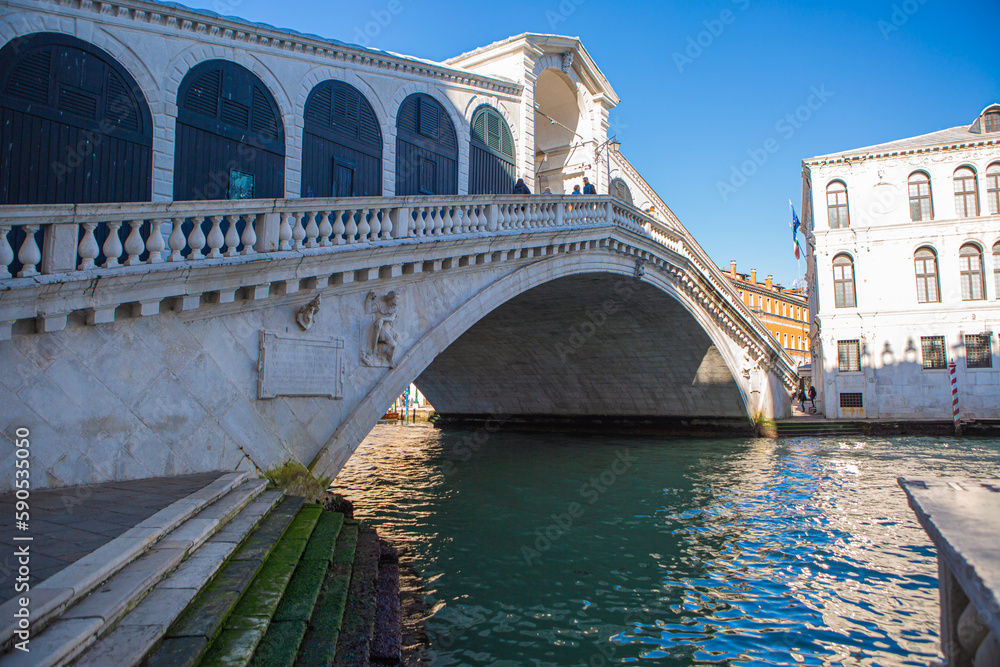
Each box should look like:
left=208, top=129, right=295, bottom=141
left=0, top=195, right=649, bottom=280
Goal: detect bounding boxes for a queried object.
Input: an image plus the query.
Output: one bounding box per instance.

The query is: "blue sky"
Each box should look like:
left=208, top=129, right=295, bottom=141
left=197, top=0, right=999, bottom=286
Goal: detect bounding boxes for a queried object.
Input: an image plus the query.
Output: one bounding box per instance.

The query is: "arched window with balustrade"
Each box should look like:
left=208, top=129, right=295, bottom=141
left=610, top=177, right=633, bottom=205
left=174, top=60, right=285, bottom=201
left=395, top=93, right=458, bottom=196
left=301, top=80, right=382, bottom=198
left=987, top=163, right=1000, bottom=215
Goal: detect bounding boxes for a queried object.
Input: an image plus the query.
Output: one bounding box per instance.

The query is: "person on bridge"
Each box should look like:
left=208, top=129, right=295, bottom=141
left=582, top=176, right=597, bottom=194
left=513, top=178, right=531, bottom=195
left=797, top=388, right=807, bottom=412
left=571, top=184, right=582, bottom=195
left=807, top=385, right=817, bottom=410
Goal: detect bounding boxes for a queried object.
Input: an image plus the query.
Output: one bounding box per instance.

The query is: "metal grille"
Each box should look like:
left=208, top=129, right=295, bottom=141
left=838, top=340, right=860, bottom=372
left=966, top=333, right=992, bottom=369
left=921, top=336, right=947, bottom=370
left=839, top=393, right=863, bottom=408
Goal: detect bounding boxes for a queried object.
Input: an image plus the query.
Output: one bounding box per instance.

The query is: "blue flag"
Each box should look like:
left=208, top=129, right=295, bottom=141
left=789, top=200, right=802, bottom=259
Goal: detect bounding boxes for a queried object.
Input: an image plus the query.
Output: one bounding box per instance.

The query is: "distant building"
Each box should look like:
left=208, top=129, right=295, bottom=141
left=723, top=261, right=811, bottom=373
left=802, top=104, right=1000, bottom=420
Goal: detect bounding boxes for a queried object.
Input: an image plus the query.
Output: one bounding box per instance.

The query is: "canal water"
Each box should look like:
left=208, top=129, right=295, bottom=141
left=330, top=426, right=1000, bottom=666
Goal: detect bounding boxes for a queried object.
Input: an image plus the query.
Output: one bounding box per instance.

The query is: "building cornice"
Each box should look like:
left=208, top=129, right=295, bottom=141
left=18, top=0, right=523, bottom=98
left=803, top=136, right=1000, bottom=168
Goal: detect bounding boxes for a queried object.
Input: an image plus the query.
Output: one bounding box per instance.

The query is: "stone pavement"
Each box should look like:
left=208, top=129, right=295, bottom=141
left=0, top=472, right=224, bottom=604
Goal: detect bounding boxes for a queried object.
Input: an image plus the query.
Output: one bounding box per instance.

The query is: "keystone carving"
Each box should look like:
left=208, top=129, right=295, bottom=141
left=561, top=51, right=574, bottom=73
left=634, top=258, right=646, bottom=279
left=295, top=294, right=321, bottom=331
left=362, top=290, right=402, bottom=368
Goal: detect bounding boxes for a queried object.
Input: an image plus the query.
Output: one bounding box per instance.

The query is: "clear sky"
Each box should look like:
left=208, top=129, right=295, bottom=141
left=192, top=0, right=999, bottom=286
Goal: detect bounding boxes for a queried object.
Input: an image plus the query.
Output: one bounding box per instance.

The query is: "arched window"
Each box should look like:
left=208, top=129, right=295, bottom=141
left=987, top=163, right=1000, bottom=215
left=610, top=177, right=633, bottom=205
left=954, top=167, right=979, bottom=217
left=994, top=242, right=1000, bottom=298
left=909, top=172, right=933, bottom=221
left=174, top=60, right=285, bottom=200
left=985, top=110, right=1000, bottom=133
left=301, top=80, right=382, bottom=197
left=914, top=247, right=940, bottom=303
left=468, top=105, right=515, bottom=194
left=959, top=243, right=985, bottom=301
left=395, top=93, right=458, bottom=196
left=826, top=180, right=849, bottom=228
left=832, top=254, right=856, bottom=308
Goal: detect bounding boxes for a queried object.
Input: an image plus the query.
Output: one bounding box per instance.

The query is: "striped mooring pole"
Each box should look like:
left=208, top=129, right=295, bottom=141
left=949, top=359, right=962, bottom=435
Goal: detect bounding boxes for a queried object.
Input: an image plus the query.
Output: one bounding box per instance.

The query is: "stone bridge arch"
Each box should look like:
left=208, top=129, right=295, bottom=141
left=310, top=249, right=782, bottom=477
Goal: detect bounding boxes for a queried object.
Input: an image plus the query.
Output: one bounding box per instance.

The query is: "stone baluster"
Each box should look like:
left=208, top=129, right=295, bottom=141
left=489, top=204, right=501, bottom=231
left=223, top=215, right=241, bottom=256
left=124, top=220, right=145, bottom=266
left=291, top=212, right=306, bottom=249
left=77, top=223, right=99, bottom=270
left=331, top=210, right=346, bottom=244
left=278, top=212, right=293, bottom=250
left=316, top=211, right=331, bottom=246
left=304, top=211, right=320, bottom=248
left=554, top=201, right=564, bottom=227
left=205, top=216, right=225, bottom=258
left=101, top=221, right=123, bottom=269
left=14, top=225, right=41, bottom=277
left=379, top=208, right=393, bottom=240
left=368, top=208, right=381, bottom=241
left=146, top=219, right=166, bottom=263
left=413, top=207, right=426, bottom=238
left=473, top=206, right=485, bottom=233
left=0, top=225, right=11, bottom=279
left=356, top=208, right=371, bottom=242
left=168, top=218, right=186, bottom=261
left=428, top=207, right=441, bottom=236
left=241, top=215, right=257, bottom=255
left=345, top=209, right=359, bottom=244
left=187, top=217, right=207, bottom=261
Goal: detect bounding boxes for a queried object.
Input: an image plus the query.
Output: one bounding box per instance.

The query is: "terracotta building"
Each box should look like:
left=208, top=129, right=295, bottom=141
left=724, top=262, right=810, bottom=371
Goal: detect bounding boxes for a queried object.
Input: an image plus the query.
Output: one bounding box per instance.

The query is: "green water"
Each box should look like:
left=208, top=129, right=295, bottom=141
left=330, top=426, right=1000, bottom=666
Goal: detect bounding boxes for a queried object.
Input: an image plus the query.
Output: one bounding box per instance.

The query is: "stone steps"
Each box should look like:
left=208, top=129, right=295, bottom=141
left=69, top=487, right=283, bottom=667
left=0, top=472, right=259, bottom=667
left=139, top=496, right=305, bottom=667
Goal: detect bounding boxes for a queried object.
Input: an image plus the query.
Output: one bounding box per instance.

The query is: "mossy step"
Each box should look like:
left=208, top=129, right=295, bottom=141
left=196, top=505, right=325, bottom=667
left=294, top=519, right=357, bottom=667
left=142, top=496, right=305, bottom=667
left=332, top=528, right=380, bottom=667
left=371, top=541, right=401, bottom=665
left=248, top=514, right=351, bottom=667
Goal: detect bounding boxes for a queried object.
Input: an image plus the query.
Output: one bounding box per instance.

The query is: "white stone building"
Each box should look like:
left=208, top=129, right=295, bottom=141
left=802, top=104, right=1000, bottom=420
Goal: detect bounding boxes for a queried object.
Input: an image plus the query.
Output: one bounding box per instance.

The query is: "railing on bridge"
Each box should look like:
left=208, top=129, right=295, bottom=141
left=0, top=195, right=652, bottom=279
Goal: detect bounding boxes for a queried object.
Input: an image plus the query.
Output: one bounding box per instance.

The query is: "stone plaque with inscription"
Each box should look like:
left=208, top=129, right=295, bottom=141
left=258, top=331, right=344, bottom=400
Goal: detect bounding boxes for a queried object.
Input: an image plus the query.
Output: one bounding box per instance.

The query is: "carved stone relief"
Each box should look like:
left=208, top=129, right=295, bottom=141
left=361, top=290, right=403, bottom=368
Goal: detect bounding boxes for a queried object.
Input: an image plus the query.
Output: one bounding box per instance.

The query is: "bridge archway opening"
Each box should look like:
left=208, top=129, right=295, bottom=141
left=414, top=273, right=748, bottom=422
left=394, top=93, right=458, bottom=196
left=301, top=79, right=382, bottom=198
left=534, top=68, right=582, bottom=194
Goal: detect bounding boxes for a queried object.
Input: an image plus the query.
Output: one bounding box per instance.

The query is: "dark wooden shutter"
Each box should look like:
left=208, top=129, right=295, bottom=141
left=469, top=105, right=516, bottom=195
left=395, top=93, right=458, bottom=196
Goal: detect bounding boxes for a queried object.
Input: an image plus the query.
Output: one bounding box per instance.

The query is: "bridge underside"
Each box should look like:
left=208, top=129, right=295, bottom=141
left=417, top=274, right=747, bottom=419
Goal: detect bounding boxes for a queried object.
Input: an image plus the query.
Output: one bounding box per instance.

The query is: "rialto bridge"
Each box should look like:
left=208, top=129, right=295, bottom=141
left=0, top=0, right=796, bottom=490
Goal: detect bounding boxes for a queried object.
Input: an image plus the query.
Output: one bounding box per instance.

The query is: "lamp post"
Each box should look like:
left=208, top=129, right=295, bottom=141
left=594, top=136, right=621, bottom=195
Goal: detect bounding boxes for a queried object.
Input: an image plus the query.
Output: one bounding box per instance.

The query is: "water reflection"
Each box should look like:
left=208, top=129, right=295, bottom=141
left=331, top=427, right=1000, bottom=666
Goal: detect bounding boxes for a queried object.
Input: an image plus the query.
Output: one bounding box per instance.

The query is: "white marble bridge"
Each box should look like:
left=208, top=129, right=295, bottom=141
left=0, top=194, right=795, bottom=489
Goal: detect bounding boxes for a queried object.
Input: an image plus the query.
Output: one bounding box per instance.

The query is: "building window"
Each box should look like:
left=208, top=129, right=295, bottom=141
left=838, top=339, right=861, bottom=372
left=959, top=243, right=985, bottom=301
left=827, top=180, right=850, bottom=228
left=784, top=333, right=789, bottom=346
left=914, top=247, right=940, bottom=303
left=985, top=111, right=1000, bottom=133
left=921, top=336, right=947, bottom=370
left=832, top=254, right=856, bottom=308
left=909, top=172, right=933, bottom=221
left=954, top=167, right=979, bottom=217
left=987, top=163, right=1000, bottom=215
left=839, top=393, right=863, bottom=408
left=994, top=242, right=1000, bottom=298
left=965, top=334, right=992, bottom=369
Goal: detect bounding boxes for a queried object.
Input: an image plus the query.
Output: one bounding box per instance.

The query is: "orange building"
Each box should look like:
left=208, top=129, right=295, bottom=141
left=723, top=261, right=810, bottom=372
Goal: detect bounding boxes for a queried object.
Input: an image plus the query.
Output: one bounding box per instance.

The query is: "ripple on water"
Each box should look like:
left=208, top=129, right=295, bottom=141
left=331, top=428, right=1000, bottom=666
